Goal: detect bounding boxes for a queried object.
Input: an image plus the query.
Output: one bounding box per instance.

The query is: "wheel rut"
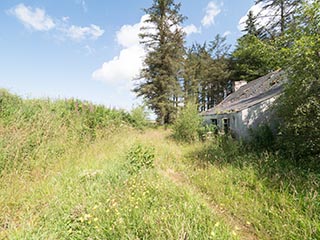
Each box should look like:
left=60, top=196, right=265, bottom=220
left=161, top=168, right=259, bottom=240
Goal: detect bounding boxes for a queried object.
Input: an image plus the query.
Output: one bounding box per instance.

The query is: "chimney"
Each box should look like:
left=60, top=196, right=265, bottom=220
left=233, top=80, right=247, bottom=92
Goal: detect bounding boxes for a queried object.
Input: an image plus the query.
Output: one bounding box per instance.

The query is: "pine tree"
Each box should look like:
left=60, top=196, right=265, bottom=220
left=206, top=35, right=231, bottom=108
left=183, top=44, right=201, bottom=105
left=135, top=0, right=186, bottom=125
left=255, top=0, right=302, bottom=37
left=183, top=36, right=231, bottom=111
left=243, top=10, right=265, bottom=39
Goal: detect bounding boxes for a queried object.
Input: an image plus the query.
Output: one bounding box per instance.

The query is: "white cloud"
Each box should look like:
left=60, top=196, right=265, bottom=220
left=116, top=15, right=156, bottom=48
left=9, top=3, right=104, bottom=42
left=65, top=24, right=104, bottom=41
left=223, top=30, right=231, bottom=37
left=62, top=16, right=70, bottom=22
left=93, top=14, right=197, bottom=87
left=92, top=45, right=145, bottom=84
left=238, top=2, right=277, bottom=32
left=10, top=4, right=55, bottom=31
left=201, top=1, right=221, bottom=27
left=93, top=15, right=149, bottom=85
left=183, top=24, right=201, bottom=36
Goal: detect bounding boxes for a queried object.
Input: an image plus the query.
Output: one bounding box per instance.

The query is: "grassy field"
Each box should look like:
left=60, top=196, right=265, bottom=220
left=1, top=91, right=319, bottom=239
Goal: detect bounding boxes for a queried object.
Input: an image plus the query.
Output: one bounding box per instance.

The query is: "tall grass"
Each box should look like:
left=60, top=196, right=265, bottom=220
left=1, top=89, right=319, bottom=239
left=186, top=136, right=320, bottom=239
left=0, top=90, right=236, bottom=239
left=0, top=89, right=132, bottom=175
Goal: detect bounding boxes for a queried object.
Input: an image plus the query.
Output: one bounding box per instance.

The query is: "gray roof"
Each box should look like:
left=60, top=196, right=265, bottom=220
left=202, top=70, right=286, bottom=115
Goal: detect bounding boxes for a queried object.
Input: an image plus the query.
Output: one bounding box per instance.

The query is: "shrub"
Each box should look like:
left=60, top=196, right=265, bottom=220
left=248, top=124, right=275, bottom=152
left=126, top=144, right=155, bottom=174
left=129, top=106, right=149, bottom=130
left=172, top=103, right=203, bottom=142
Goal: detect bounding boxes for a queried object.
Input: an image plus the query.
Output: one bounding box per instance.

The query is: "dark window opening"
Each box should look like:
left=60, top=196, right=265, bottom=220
left=223, top=118, right=230, bottom=133
left=211, top=119, right=218, bottom=126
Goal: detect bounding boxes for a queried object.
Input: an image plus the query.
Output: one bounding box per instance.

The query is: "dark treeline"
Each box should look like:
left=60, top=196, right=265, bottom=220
left=135, top=0, right=319, bottom=160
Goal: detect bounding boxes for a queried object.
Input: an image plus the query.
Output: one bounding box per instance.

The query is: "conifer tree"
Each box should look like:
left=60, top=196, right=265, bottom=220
left=183, top=35, right=230, bottom=111
left=243, top=10, right=265, bottom=39
left=135, top=0, right=186, bottom=125
left=255, top=0, right=302, bottom=37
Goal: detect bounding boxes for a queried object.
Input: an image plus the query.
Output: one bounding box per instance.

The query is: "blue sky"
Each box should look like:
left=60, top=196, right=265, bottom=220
left=0, top=0, right=258, bottom=110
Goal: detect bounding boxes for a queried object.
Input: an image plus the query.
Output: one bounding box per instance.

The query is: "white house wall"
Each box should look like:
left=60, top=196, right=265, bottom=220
left=203, top=96, right=278, bottom=139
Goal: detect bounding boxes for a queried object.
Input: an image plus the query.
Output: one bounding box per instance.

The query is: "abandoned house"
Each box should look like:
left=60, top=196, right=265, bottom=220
left=201, top=70, right=287, bottom=139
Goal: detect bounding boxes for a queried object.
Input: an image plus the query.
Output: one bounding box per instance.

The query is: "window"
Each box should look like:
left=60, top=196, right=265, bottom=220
left=211, top=119, right=218, bottom=126
left=223, top=118, right=230, bottom=133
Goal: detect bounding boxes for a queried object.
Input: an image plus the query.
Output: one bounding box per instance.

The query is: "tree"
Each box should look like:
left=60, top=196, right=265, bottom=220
left=243, top=10, right=266, bottom=39
left=276, top=0, right=320, bottom=161
left=182, top=43, right=203, bottom=105
left=255, top=0, right=302, bottom=37
left=206, top=35, right=231, bottom=107
left=183, top=36, right=231, bottom=111
left=135, top=0, right=186, bottom=125
left=231, top=34, right=279, bottom=81
left=183, top=43, right=213, bottom=110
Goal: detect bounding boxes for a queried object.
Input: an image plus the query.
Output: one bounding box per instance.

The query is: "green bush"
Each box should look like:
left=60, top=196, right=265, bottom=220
left=129, top=106, right=149, bottom=130
left=248, top=124, right=275, bottom=151
left=172, top=103, right=203, bottom=142
left=126, top=144, right=155, bottom=174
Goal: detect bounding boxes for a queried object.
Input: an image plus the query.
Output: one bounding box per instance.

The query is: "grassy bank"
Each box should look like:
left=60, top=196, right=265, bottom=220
left=0, top=89, right=132, bottom=175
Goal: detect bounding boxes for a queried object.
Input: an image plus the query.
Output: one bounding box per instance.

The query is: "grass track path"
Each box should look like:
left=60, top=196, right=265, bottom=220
left=139, top=129, right=259, bottom=240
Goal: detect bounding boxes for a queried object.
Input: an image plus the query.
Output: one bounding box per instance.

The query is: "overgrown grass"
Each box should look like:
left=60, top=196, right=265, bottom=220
left=0, top=89, right=132, bottom=175
left=0, top=91, right=236, bottom=239
left=0, top=128, right=236, bottom=240
left=1, top=90, right=319, bottom=239
left=185, top=136, right=320, bottom=239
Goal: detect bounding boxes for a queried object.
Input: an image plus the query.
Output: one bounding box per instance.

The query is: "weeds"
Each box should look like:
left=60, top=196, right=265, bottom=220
left=1, top=90, right=319, bottom=239
left=187, top=135, right=320, bottom=239
left=0, top=90, right=133, bottom=175
left=126, top=143, right=155, bottom=174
